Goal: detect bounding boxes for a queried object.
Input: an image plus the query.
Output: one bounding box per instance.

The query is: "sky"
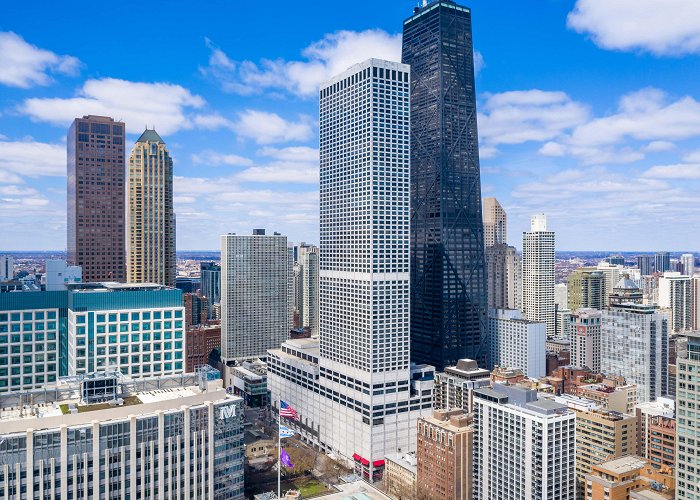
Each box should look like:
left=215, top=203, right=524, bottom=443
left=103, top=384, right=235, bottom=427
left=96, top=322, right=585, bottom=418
left=1, top=0, right=700, bottom=252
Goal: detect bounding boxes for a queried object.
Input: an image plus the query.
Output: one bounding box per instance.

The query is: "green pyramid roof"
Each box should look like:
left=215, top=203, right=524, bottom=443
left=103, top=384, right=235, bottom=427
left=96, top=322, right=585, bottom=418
left=136, top=128, right=164, bottom=144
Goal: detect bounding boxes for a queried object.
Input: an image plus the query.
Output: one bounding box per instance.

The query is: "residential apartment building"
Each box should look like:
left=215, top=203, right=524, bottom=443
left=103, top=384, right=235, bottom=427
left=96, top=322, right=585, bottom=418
left=482, top=197, right=506, bottom=247
left=489, top=308, right=546, bottom=378
left=659, top=272, right=692, bottom=333
left=473, top=383, right=576, bottom=499
left=433, top=358, right=490, bottom=411
left=522, top=213, right=556, bottom=337
left=568, top=268, right=607, bottom=310
left=570, top=308, right=602, bottom=373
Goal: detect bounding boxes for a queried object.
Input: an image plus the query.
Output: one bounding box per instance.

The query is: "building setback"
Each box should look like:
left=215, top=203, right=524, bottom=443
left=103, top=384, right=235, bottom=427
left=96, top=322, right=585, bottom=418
left=403, top=0, right=488, bottom=370
left=67, top=115, right=126, bottom=282
left=126, top=129, right=176, bottom=287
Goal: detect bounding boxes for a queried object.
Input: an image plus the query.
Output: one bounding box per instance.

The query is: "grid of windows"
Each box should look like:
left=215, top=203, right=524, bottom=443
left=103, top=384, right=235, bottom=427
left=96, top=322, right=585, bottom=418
left=68, top=308, right=184, bottom=377
left=0, top=308, right=59, bottom=392
left=319, top=59, right=410, bottom=375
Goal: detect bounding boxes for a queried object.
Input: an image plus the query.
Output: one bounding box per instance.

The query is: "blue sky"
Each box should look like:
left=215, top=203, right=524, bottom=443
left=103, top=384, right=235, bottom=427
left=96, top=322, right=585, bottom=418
left=1, top=0, right=700, bottom=251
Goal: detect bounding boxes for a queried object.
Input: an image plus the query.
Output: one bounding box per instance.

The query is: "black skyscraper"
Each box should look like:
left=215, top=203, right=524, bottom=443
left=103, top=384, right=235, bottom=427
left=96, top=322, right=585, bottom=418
left=402, top=1, right=487, bottom=370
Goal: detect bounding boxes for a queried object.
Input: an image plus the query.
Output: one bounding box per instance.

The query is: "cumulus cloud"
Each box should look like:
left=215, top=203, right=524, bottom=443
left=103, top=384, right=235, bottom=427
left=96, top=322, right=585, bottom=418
left=191, top=150, right=253, bottom=167
left=21, top=78, right=205, bottom=135
left=478, top=90, right=589, bottom=146
left=568, top=0, right=700, bottom=55
left=202, top=30, right=402, bottom=97
left=0, top=139, right=65, bottom=177
left=0, top=32, right=81, bottom=88
left=540, top=88, right=700, bottom=165
left=642, top=163, right=700, bottom=180
left=232, top=110, right=313, bottom=144
left=258, top=146, right=319, bottom=162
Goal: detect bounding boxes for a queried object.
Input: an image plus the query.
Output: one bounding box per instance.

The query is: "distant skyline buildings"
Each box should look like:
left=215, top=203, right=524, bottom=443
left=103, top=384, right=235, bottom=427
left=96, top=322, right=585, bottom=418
left=126, top=128, right=175, bottom=287
left=404, top=0, right=487, bottom=370
left=67, top=115, right=126, bottom=282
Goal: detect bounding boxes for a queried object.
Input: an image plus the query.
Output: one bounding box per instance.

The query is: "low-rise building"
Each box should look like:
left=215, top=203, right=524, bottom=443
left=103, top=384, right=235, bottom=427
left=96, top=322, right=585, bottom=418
left=416, top=410, right=473, bottom=500
left=0, top=370, right=244, bottom=499
left=384, top=452, right=417, bottom=499
left=576, top=379, right=638, bottom=414
left=185, top=323, right=221, bottom=372
left=584, top=456, right=674, bottom=500
left=230, top=359, right=269, bottom=407
left=635, top=397, right=675, bottom=467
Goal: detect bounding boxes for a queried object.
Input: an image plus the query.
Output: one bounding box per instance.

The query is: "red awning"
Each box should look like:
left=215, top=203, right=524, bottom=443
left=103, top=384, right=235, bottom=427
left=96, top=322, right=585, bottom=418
left=360, top=458, right=370, bottom=466
left=373, top=460, right=385, bottom=467
left=352, top=453, right=361, bottom=462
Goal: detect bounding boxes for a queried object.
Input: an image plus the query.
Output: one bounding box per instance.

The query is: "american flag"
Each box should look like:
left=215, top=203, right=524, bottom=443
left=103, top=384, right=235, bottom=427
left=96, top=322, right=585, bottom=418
left=280, top=400, right=299, bottom=420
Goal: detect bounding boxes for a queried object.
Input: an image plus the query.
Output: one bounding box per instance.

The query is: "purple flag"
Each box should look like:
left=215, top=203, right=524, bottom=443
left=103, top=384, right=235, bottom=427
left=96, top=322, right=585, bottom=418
left=280, top=448, right=294, bottom=468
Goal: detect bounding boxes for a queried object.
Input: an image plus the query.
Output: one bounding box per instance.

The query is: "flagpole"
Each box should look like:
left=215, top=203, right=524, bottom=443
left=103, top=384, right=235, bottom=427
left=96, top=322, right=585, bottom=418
left=278, top=397, right=281, bottom=499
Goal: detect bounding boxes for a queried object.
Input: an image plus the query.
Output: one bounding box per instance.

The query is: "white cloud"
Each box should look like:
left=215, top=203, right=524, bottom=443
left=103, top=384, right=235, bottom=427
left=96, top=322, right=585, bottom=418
left=540, top=88, right=700, bottom=165
left=258, top=146, right=319, bottom=162
left=21, top=78, right=205, bottom=135
left=236, top=163, right=318, bottom=184
left=203, top=30, right=402, bottom=97
left=192, top=113, right=234, bottom=130
left=0, top=139, right=65, bottom=177
left=191, top=150, right=253, bottom=167
left=478, top=90, right=589, bottom=146
left=642, top=163, right=700, bottom=180
left=232, top=110, right=313, bottom=144
left=0, top=32, right=81, bottom=88
left=683, top=150, right=700, bottom=162
left=568, top=0, right=700, bottom=55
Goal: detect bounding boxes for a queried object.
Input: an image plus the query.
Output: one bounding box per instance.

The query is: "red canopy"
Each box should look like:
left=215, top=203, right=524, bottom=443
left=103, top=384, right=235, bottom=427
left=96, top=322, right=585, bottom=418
left=373, top=460, right=385, bottom=467
left=360, top=458, right=370, bottom=466
left=352, top=453, right=361, bottom=461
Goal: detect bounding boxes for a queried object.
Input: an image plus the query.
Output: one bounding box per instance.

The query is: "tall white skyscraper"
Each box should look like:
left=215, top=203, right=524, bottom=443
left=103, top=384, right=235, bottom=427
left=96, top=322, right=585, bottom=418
left=601, top=303, right=668, bottom=403
left=0, top=255, right=13, bottom=281
left=267, top=59, right=434, bottom=482
left=659, top=272, right=692, bottom=332
left=522, top=214, right=555, bottom=336
left=300, top=246, right=319, bottom=336
left=488, top=308, right=545, bottom=378
left=483, top=197, right=506, bottom=247
left=220, top=229, right=292, bottom=364
left=473, top=383, right=576, bottom=499
left=681, top=253, right=695, bottom=276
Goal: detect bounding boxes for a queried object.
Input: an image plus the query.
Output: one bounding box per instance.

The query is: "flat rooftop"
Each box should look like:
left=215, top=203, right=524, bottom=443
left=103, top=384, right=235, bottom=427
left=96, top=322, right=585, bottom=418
left=595, top=455, right=646, bottom=475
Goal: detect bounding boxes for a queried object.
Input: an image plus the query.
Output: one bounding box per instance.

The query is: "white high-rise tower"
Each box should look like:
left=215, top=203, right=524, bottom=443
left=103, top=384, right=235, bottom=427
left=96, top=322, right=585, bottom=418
left=522, top=214, right=556, bottom=336
left=267, top=59, right=434, bottom=481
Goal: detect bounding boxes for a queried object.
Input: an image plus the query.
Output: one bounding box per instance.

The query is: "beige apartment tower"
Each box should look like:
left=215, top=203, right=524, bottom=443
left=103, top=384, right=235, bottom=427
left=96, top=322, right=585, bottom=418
left=522, top=213, right=556, bottom=336
left=126, top=129, right=175, bottom=286
left=67, top=115, right=126, bottom=282
left=483, top=197, right=506, bottom=247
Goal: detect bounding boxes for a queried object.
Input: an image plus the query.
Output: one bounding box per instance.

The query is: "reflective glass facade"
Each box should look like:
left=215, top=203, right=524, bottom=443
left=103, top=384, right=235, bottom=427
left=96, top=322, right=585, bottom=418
left=402, top=1, right=487, bottom=369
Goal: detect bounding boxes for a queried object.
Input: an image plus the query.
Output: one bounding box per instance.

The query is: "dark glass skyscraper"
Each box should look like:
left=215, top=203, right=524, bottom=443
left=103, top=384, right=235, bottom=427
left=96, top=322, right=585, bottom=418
left=403, top=1, right=487, bottom=370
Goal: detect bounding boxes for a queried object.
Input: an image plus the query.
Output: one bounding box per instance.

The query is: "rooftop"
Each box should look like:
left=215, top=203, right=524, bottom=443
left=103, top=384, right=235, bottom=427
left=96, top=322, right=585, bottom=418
left=136, top=128, right=164, bottom=144
left=595, top=455, right=647, bottom=475
left=68, top=282, right=170, bottom=292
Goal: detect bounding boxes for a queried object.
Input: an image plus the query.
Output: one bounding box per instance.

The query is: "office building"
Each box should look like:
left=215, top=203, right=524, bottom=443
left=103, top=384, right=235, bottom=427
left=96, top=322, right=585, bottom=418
left=638, top=255, right=654, bottom=276
left=433, top=359, right=490, bottom=411
left=267, top=59, right=434, bottom=481
left=575, top=409, right=637, bottom=490
left=682, top=253, right=695, bottom=276
left=229, top=359, right=268, bottom=407
left=43, top=259, right=82, bottom=291
left=607, top=255, right=626, bottom=266
left=555, top=283, right=569, bottom=311
left=185, top=323, right=220, bottom=372
left=404, top=0, right=488, bottom=370
left=0, top=290, right=66, bottom=392
left=655, top=251, right=671, bottom=273
left=0, top=255, right=14, bottom=281
left=489, top=308, right=546, bottom=378
left=636, top=397, right=675, bottom=466
left=473, top=383, right=576, bottom=499
left=522, top=213, right=556, bottom=337
left=601, top=302, right=668, bottom=403
left=66, top=282, right=185, bottom=378
left=556, top=307, right=573, bottom=339
left=570, top=308, right=602, bottom=373
left=692, top=276, right=700, bottom=330
left=485, top=243, right=522, bottom=311
left=384, top=453, right=417, bottom=499
left=183, top=292, right=208, bottom=328
left=300, top=246, right=319, bottom=336
left=677, top=331, right=700, bottom=498
left=568, top=267, right=607, bottom=310
left=67, top=115, right=126, bottom=282
left=126, top=129, right=175, bottom=287
left=199, top=262, right=221, bottom=320
left=416, top=410, right=473, bottom=500
left=482, top=197, right=506, bottom=247
left=221, top=229, right=292, bottom=363
left=175, top=277, right=200, bottom=294
left=0, top=371, right=244, bottom=499
left=659, top=272, right=692, bottom=333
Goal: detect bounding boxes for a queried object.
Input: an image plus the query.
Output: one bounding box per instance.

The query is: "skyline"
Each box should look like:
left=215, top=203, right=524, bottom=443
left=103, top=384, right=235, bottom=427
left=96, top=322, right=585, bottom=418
left=1, top=0, right=700, bottom=251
